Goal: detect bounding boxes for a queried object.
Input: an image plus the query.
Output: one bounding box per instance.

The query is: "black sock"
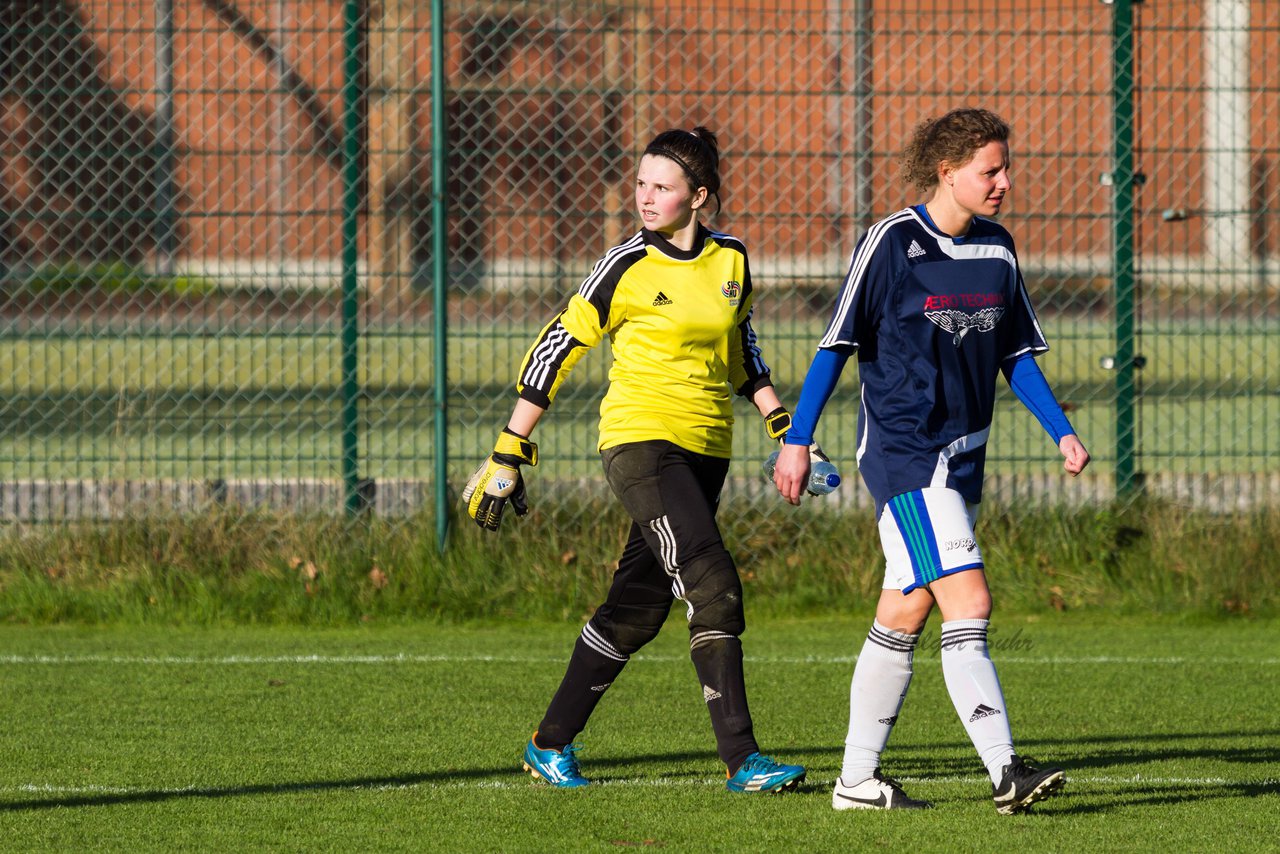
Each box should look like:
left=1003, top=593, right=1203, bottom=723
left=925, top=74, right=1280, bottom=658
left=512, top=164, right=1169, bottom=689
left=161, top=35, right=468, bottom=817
left=537, top=634, right=628, bottom=750
left=690, top=634, right=758, bottom=772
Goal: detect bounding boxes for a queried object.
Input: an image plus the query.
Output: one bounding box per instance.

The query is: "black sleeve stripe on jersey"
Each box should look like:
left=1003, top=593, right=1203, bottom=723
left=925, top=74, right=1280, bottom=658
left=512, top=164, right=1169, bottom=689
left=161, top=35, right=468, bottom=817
left=577, top=233, right=646, bottom=327
left=743, top=308, right=767, bottom=376
left=711, top=230, right=769, bottom=393
left=520, top=319, right=585, bottom=400
left=706, top=228, right=747, bottom=257
left=517, top=385, right=553, bottom=409
left=735, top=307, right=771, bottom=393
left=707, top=229, right=752, bottom=302
left=576, top=231, right=645, bottom=299
left=579, top=232, right=645, bottom=300
left=737, top=374, right=774, bottom=398
left=819, top=208, right=913, bottom=349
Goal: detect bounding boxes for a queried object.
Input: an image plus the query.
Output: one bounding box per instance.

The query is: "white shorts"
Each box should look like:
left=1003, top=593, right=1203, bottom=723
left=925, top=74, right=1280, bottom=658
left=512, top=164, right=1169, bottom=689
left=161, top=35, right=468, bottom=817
left=878, top=487, right=984, bottom=593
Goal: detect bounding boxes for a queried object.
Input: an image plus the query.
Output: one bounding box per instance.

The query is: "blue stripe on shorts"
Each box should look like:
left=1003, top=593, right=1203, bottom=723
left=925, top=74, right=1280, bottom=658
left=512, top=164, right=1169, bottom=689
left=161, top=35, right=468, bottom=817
left=888, top=491, right=943, bottom=593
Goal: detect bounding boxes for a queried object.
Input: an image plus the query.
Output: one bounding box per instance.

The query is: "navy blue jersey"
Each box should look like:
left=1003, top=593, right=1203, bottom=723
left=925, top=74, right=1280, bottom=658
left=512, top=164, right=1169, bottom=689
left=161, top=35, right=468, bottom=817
left=820, top=205, right=1047, bottom=512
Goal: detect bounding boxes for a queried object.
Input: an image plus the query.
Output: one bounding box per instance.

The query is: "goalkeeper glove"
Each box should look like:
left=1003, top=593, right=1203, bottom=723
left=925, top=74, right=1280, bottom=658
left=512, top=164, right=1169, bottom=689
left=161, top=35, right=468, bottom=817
left=764, top=406, right=792, bottom=442
left=764, top=406, right=828, bottom=464
left=461, top=428, right=539, bottom=532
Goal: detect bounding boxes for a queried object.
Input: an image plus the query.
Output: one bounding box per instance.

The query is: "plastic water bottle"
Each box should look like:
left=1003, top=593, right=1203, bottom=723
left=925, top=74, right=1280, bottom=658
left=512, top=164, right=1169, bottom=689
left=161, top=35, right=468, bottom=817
left=762, top=449, right=842, bottom=495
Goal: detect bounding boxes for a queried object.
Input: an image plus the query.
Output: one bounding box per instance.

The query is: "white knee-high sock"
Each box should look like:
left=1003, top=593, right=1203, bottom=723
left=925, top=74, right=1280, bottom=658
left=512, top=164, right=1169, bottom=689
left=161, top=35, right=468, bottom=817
left=841, top=620, right=919, bottom=784
left=940, top=618, right=1016, bottom=782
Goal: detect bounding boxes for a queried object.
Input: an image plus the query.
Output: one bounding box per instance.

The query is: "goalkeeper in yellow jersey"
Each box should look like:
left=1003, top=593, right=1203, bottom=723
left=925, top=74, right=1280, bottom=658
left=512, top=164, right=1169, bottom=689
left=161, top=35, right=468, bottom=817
left=463, top=126, right=806, bottom=793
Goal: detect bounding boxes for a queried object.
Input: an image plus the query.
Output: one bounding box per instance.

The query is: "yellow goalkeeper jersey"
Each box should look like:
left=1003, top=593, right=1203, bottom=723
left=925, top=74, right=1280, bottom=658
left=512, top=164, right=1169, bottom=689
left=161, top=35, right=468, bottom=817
left=516, top=226, right=774, bottom=458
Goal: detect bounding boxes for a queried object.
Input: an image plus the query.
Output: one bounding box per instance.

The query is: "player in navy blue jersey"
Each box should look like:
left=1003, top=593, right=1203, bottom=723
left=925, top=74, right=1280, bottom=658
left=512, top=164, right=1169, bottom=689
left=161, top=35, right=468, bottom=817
left=773, top=108, right=1089, bottom=814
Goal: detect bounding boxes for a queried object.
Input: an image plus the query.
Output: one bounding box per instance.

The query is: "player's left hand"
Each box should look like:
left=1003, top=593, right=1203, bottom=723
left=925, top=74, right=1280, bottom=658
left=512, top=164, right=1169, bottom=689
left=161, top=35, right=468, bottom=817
left=1059, top=434, right=1090, bottom=476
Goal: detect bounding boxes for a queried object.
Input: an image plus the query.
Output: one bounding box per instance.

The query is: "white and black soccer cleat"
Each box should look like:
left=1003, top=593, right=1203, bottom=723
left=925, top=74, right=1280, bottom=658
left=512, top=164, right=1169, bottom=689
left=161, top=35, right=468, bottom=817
left=992, top=755, right=1066, bottom=814
left=832, top=769, right=932, bottom=810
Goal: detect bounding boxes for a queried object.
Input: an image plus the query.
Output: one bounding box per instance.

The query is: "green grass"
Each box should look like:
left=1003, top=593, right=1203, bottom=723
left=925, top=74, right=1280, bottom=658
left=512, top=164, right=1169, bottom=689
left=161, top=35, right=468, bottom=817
left=0, top=615, right=1276, bottom=850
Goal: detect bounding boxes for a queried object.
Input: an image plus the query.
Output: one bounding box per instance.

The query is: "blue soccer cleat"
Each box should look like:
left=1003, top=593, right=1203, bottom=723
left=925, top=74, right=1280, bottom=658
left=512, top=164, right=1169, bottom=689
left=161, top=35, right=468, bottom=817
left=522, top=732, right=590, bottom=788
left=725, top=752, right=806, bottom=793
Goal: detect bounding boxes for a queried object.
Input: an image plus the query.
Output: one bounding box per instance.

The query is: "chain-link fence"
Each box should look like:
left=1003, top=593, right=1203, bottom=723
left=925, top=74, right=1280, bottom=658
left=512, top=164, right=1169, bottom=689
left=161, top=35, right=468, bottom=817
left=1, top=0, right=1276, bottom=529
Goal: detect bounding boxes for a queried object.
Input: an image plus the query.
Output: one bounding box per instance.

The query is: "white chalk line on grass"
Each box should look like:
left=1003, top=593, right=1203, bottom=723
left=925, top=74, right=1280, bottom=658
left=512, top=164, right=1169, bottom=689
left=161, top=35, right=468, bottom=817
left=0, top=653, right=1276, bottom=666
left=6, top=775, right=1276, bottom=798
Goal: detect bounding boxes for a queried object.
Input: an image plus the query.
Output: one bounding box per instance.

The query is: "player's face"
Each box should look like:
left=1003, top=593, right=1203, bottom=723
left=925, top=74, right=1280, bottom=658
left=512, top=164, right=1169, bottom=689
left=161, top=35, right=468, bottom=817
left=635, top=154, right=704, bottom=234
left=946, top=140, right=1011, bottom=218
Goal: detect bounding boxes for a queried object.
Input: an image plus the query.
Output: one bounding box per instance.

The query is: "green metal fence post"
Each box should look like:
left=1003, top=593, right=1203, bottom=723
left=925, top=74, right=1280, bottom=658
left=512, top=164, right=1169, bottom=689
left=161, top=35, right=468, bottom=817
left=340, top=0, right=363, bottom=515
left=1111, top=0, right=1139, bottom=499
left=153, top=0, right=178, bottom=276
left=431, top=0, right=450, bottom=548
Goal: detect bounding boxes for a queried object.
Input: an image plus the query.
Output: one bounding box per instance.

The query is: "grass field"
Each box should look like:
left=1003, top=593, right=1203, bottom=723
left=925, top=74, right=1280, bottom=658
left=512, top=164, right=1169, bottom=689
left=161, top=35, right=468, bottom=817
left=2, top=614, right=1276, bottom=851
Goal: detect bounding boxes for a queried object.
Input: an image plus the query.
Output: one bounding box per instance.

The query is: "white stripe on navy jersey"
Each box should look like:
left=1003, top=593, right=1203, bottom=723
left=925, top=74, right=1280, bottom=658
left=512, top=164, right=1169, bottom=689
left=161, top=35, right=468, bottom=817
left=820, top=209, right=914, bottom=349
left=933, top=237, right=1017, bottom=268
left=855, top=383, right=871, bottom=466
left=930, top=425, right=992, bottom=488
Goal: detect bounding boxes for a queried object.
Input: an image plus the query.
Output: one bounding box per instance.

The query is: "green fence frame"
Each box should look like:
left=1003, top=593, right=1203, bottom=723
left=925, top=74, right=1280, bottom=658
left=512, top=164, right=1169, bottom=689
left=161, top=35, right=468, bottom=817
left=1, top=1, right=1275, bottom=531
left=1112, top=0, right=1140, bottom=500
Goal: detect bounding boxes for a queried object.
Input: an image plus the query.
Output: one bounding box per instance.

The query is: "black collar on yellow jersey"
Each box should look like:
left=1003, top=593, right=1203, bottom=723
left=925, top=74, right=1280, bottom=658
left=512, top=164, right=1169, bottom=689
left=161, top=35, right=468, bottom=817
left=641, top=225, right=709, bottom=261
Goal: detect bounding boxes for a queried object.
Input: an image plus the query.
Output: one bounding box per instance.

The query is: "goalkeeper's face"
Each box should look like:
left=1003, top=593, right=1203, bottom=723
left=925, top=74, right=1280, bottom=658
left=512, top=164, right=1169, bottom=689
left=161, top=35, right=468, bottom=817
left=635, top=154, right=707, bottom=236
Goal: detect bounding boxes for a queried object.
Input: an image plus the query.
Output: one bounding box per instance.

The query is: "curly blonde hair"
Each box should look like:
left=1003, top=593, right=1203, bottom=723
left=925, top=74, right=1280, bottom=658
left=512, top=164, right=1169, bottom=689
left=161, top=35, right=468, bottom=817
left=901, top=108, right=1010, bottom=191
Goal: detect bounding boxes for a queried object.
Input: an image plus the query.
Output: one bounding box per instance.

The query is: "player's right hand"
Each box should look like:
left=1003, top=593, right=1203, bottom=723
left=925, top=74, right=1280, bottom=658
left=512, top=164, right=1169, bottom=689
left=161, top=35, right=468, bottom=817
left=461, top=428, right=538, bottom=532
left=772, top=442, right=812, bottom=506
left=773, top=438, right=833, bottom=505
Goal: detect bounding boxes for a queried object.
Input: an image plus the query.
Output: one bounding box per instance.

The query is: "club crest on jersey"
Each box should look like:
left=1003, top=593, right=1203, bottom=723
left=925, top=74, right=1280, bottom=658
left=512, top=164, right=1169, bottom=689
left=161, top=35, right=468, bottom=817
left=722, top=280, right=741, bottom=305
left=925, top=306, right=1006, bottom=346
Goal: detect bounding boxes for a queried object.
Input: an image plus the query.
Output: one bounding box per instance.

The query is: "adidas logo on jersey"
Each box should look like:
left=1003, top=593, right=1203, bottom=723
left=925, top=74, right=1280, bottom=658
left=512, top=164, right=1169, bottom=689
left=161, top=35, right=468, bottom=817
left=652, top=291, right=673, bottom=306
left=907, top=240, right=926, bottom=259
left=702, top=684, right=722, bottom=702
left=969, top=703, right=1001, bottom=722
